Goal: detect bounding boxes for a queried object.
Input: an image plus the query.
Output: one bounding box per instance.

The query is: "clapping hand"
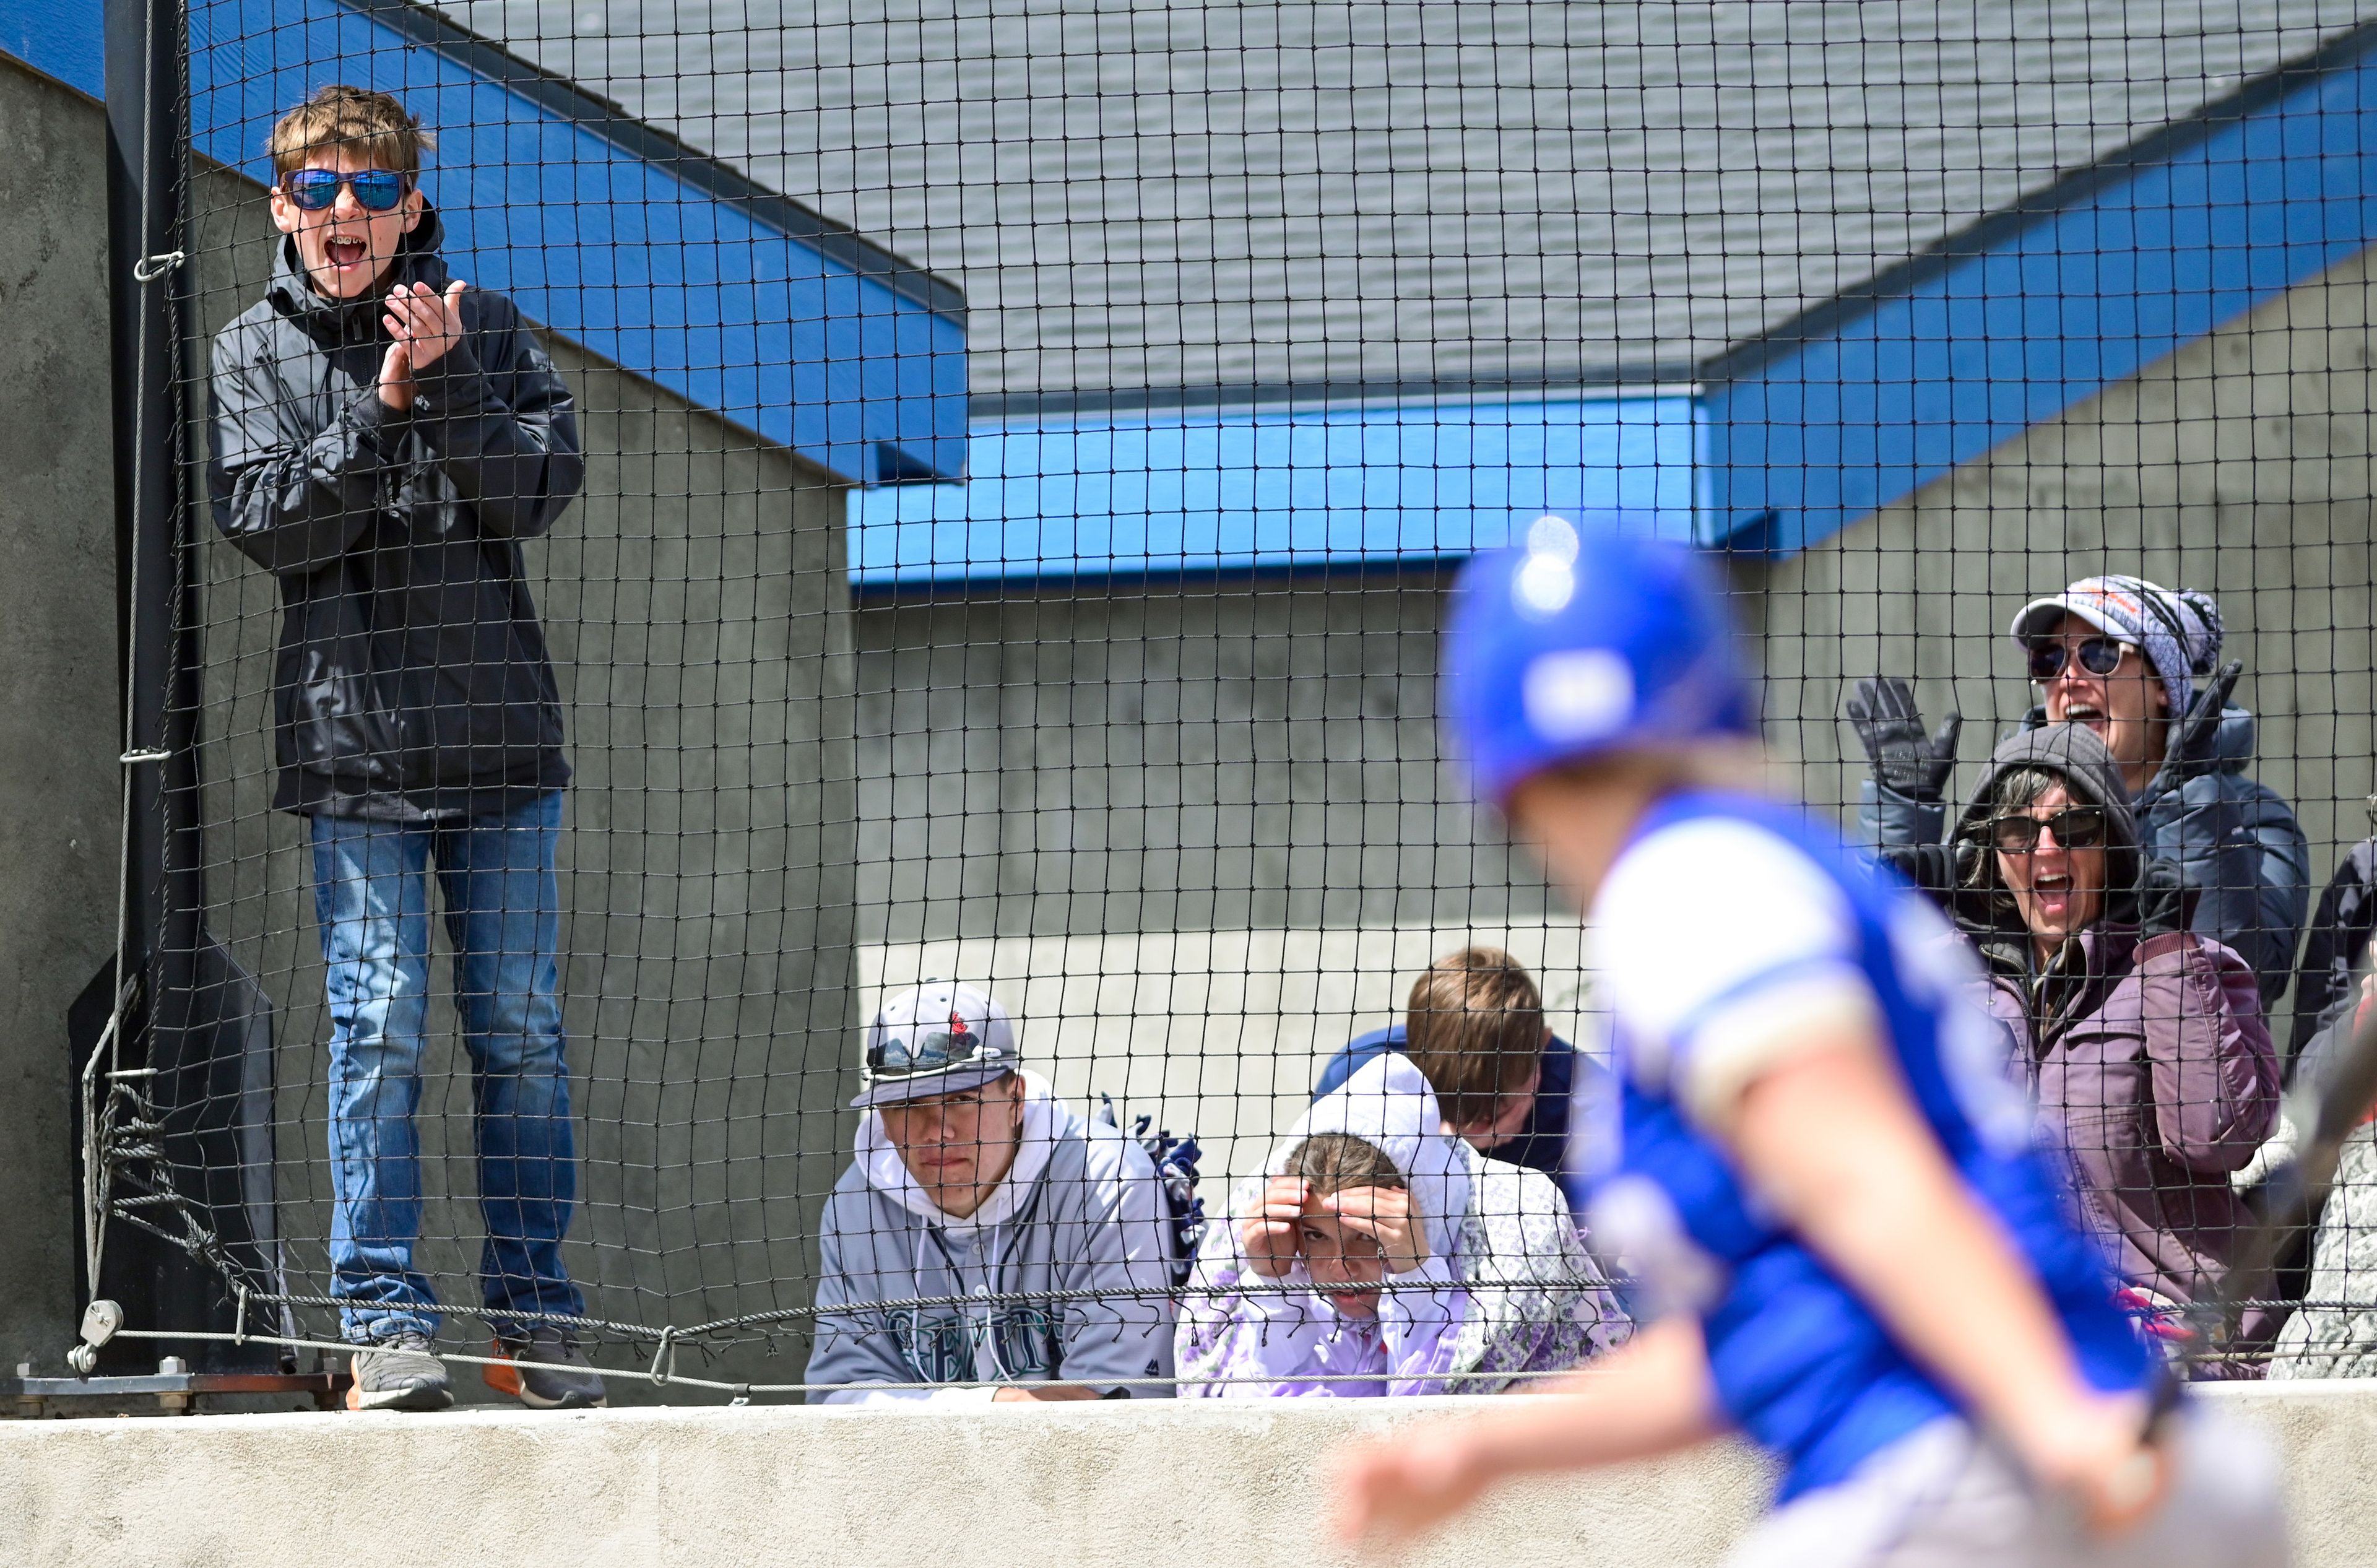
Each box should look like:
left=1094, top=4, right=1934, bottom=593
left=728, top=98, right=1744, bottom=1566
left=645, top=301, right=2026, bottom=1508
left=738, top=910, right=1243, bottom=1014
left=377, top=279, right=469, bottom=410
left=1847, top=677, right=1962, bottom=803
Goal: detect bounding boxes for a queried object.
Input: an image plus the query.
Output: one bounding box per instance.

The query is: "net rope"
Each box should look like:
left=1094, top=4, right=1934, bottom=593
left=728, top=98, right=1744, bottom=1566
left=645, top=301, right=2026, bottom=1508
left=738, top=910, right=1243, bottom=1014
left=94, top=0, right=2377, bottom=1398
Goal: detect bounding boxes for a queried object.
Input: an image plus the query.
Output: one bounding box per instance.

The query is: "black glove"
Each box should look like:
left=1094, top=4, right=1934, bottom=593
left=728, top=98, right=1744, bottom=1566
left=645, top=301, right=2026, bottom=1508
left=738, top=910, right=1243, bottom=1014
left=2137, top=857, right=2195, bottom=938
left=2141, top=659, right=2244, bottom=800
left=1847, top=677, right=1963, bottom=803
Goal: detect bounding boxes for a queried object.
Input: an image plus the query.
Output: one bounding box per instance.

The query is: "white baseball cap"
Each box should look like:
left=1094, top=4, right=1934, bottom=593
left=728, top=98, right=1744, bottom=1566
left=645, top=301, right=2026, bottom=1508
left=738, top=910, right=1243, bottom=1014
left=852, top=981, right=1020, bottom=1109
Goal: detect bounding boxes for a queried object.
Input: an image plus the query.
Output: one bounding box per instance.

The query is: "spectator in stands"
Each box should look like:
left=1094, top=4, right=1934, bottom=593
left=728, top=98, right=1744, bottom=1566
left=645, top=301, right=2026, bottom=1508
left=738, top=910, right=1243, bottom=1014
left=2267, top=948, right=2377, bottom=1378
left=1851, top=574, right=2309, bottom=1008
left=809, top=982, right=1179, bottom=1401
left=1177, top=1054, right=1627, bottom=1397
left=207, top=86, right=594, bottom=1412
left=1312, top=946, right=1605, bottom=1177
left=1947, top=724, right=2282, bottom=1362
left=2288, top=820, right=2377, bottom=1077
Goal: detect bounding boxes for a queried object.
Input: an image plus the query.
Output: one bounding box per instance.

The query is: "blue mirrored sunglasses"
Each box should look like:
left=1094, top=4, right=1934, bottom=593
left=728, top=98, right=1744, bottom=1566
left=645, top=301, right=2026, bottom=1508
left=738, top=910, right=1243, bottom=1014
left=281, top=168, right=412, bottom=212
left=868, top=1027, right=983, bottom=1078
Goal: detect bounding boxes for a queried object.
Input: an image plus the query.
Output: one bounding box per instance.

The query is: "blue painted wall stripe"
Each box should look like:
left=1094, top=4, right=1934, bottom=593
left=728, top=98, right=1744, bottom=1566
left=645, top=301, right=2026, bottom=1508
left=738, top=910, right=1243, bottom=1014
left=849, top=394, right=1703, bottom=586
left=0, top=0, right=966, bottom=487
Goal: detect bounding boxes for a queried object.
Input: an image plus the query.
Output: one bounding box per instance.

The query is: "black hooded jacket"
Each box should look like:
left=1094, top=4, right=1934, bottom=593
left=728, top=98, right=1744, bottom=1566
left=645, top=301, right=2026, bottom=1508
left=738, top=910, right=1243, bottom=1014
left=207, top=210, right=582, bottom=819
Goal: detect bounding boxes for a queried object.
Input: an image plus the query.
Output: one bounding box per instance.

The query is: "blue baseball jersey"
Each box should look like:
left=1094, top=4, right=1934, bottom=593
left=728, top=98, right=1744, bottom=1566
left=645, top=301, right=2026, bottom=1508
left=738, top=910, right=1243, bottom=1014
left=1569, top=789, right=2148, bottom=1500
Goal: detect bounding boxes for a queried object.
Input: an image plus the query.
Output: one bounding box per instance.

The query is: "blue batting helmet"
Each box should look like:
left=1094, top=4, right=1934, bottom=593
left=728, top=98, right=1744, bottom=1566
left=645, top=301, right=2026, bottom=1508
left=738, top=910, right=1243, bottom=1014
left=1444, top=516, right=1757, bottom=806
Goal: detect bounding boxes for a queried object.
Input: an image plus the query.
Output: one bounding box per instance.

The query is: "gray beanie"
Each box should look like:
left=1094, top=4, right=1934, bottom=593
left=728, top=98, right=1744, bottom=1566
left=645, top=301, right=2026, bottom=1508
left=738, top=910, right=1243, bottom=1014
left=2009, top=574, right=2224, bottom=719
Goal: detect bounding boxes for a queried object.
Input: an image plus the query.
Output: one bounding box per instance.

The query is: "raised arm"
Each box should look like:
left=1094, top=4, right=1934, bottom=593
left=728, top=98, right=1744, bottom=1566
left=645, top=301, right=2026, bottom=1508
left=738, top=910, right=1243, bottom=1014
left=1847, top=677, right=1960, bottom=852
left=400, top=288, right=585, bottom=541
left=1720, top=1033, right=2155, bottom=1521
left=207, top=330, right=400, bottom=575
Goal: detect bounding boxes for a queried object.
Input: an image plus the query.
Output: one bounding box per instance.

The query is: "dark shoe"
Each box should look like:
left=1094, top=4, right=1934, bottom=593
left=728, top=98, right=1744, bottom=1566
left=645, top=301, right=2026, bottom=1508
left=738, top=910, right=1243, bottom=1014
left=347, top=1331, right=454, bottom=1412
left=485, top=1327, right=608, bottom=1410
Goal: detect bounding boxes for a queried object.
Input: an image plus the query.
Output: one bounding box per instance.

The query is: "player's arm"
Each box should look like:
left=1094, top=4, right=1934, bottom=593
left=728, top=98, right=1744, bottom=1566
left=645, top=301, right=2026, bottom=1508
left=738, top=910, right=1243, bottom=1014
left=1332, top=1314, right=1722, bottom=1547
left=1717, top=1024, right=2162, bottom=1529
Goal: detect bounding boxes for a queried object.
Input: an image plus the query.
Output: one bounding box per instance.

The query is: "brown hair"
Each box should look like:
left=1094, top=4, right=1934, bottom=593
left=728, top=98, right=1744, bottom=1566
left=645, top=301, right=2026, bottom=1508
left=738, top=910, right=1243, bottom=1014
left=268, top=85, right=433, bottom=179
left=1283, top=1133, right=1406, bottom=1198
left=1401, top=946, right=1544, bottom=1125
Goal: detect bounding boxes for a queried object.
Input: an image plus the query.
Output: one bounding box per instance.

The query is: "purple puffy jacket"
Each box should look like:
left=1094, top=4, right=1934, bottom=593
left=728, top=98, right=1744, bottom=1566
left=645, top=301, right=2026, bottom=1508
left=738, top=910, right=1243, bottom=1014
left=1972, top=928, right=2279, bottom=1336
left=1950, top=724, right=2282, bottom=1358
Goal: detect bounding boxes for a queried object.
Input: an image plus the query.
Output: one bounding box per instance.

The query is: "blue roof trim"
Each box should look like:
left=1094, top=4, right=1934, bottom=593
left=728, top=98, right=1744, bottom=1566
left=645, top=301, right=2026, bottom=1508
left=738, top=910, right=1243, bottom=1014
left=0, top=0, right=967, bottom=486
left=1704, top=22, right=2377, bottom=555
left=848, top=393, right=1704, bottom=586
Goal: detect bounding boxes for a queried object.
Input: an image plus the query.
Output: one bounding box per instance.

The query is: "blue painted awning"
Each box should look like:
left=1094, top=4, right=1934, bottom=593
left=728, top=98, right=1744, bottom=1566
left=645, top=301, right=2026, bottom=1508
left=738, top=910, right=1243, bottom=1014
left=849, top=392, right=1704, bottom=587
left=1705, top=22, right=2377, bottom=555
left=1, top=0, right=967, bottom=487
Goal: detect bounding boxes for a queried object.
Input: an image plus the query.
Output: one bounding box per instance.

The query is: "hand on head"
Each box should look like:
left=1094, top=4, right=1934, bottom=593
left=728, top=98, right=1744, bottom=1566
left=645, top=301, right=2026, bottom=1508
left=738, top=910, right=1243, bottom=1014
left=1239, top=1177, right=1429, bottom=1317
left=1240, top=1175, right=1309, bottom=1279
left=1316, top=1184, right=1429, bottom=1277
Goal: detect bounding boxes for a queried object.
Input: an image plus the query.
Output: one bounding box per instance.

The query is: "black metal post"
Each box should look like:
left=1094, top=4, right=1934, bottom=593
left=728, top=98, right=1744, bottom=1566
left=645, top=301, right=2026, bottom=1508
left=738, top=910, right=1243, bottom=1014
left=101, top=0, right=285, bottom=1375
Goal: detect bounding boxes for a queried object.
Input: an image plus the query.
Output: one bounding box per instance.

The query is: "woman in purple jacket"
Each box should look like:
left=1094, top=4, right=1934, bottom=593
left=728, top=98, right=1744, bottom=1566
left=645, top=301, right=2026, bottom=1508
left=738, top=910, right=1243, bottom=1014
left=1944, top=723, right=2282, bottom=1367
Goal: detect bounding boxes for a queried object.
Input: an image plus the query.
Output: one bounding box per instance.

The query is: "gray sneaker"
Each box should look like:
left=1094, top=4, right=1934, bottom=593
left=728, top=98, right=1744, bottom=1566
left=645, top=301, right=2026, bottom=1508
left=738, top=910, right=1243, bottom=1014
left=347, top=1331, right=454, bottom=1412
left=485, top=1327, right=608, bottom=1410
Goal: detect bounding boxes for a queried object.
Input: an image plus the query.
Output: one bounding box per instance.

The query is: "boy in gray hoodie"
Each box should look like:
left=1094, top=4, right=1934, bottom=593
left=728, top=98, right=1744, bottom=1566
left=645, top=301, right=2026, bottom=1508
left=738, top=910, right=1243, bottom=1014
left=808, top=983, right=1179, bottom=1401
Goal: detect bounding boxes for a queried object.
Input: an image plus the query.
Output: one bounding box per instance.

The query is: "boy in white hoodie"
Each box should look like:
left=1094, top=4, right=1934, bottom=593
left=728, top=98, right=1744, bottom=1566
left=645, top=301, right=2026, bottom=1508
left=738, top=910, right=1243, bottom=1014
left=807, top=983, right=1179, bottom=1401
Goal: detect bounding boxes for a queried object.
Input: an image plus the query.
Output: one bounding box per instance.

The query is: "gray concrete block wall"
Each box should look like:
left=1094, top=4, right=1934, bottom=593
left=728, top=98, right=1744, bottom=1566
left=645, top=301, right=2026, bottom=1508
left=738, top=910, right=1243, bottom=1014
left=0, top=54, right=126, bottom=1375
left=851, top=573, right=1554, bottom=946
left=0, top=59, right=865, bottom=1385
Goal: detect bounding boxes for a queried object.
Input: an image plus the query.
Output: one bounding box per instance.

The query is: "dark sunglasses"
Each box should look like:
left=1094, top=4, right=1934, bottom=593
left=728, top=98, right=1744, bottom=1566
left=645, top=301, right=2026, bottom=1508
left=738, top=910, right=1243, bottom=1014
left=2026, top=636, right=2134, bottom=683
left=1985, top=806, right=2109, bottom=854
left=280, top=168, right=412, bottom=212
left=867, top=1025, right=984, bottom=1079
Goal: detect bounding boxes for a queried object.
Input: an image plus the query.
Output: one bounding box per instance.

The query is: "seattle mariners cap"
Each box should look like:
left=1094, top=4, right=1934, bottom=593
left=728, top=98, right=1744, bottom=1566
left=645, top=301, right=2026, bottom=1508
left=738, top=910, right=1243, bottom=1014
left=852, top=981, right=1021, bottom=1109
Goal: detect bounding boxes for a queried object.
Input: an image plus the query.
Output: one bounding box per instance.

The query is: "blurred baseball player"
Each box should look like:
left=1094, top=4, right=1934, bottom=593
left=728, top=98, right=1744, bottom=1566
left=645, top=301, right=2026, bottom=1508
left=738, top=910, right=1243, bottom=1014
left=1331, top=518, right=2287, bottom=1566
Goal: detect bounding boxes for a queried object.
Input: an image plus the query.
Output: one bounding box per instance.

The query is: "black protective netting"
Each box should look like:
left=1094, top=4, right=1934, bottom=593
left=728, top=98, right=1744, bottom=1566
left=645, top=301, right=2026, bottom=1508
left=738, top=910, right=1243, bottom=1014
left=90, top=0, right=2377, bottom=1399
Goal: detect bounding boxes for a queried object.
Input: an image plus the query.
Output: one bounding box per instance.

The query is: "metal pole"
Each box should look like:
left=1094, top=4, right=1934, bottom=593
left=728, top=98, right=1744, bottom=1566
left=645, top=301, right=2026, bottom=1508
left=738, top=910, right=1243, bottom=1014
left=101, top=0, right=282, bottom=1375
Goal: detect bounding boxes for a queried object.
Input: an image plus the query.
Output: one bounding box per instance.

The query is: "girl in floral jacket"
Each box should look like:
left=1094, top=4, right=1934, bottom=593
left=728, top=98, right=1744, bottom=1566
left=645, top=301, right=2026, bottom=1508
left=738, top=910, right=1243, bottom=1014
left=1176, top=1054, right=1626, bottom=1396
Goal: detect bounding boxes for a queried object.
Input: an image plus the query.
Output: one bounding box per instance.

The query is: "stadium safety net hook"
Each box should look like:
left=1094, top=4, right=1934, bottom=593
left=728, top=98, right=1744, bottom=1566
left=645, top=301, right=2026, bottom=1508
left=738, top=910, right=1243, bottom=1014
left=646, top=1325, right=678, bottom=1388
left=129, top=251, right=184, bottom=284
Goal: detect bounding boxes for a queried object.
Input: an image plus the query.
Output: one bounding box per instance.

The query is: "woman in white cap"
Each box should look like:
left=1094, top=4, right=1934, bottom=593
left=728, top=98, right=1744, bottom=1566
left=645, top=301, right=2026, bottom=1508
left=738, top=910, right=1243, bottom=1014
left=1851, top=573, right=2309, bottom=1008
left=807, top=981, right=1180, bottom=1401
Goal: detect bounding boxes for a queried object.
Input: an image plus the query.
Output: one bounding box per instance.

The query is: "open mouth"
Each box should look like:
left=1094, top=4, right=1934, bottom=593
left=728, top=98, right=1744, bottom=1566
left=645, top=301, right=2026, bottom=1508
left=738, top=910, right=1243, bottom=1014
left=2063, top=702, right=2106, bottom=729
left=326, top=236, right=369, bottom=270
left=2030, top=871, right=2078, bottom=916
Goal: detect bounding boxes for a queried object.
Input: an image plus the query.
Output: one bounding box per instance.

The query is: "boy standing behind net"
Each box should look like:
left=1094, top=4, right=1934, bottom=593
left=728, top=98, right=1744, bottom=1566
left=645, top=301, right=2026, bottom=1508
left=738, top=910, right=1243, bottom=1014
left=1333, top=520, right=2285, bottom=1565
left=207, top=86, right=596, bottom=1411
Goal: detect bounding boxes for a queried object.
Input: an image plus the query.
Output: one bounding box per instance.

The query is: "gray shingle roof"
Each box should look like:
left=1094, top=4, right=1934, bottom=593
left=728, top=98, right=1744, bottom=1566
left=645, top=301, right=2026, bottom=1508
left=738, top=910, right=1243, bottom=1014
left=431, top=0, right=2371, bottom=396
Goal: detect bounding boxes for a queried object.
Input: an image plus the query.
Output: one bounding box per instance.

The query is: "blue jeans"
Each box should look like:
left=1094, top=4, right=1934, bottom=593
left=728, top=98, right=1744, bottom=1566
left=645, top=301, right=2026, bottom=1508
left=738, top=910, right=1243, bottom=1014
left=310, top=790, right=584, bottom=1344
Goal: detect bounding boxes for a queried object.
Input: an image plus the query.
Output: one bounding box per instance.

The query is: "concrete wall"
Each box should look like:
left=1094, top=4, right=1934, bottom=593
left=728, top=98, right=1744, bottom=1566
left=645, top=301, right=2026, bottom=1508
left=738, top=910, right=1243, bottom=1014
left=6, top=1383, right=2377, bottom=1568
left=0, top=56, right=865, bottom=1388
left=849, top=578, right=1572, bottom=1178
left=0, top=53, right=125, bottom=1381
